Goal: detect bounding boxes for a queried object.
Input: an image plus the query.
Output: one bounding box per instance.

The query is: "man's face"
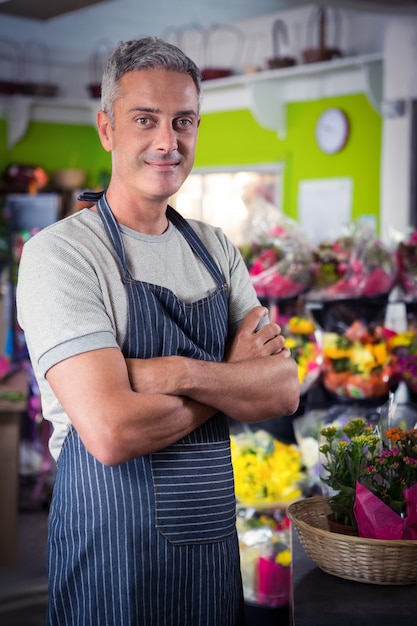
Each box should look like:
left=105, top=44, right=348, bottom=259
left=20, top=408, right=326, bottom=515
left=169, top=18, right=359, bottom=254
left=99, top=69, right=200, bottom=204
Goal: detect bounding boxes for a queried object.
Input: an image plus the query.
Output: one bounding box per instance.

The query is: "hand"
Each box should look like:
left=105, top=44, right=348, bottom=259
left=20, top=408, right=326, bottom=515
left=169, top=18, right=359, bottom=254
left=224, top=305, right=290, bottom=363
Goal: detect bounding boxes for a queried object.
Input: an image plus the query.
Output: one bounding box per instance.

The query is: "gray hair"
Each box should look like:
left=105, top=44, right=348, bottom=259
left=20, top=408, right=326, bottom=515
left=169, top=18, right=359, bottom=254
left=101, top=36, right=202, bottom=125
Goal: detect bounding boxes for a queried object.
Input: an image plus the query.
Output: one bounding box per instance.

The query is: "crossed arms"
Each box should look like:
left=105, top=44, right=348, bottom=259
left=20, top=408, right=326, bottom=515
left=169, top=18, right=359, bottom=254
left=46, top=306, right=300, bottom=465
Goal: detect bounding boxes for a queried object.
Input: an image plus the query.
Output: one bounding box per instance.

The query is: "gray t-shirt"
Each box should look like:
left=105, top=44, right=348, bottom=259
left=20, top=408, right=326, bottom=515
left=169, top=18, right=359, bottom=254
left=16, top=208, right=261, bottom=460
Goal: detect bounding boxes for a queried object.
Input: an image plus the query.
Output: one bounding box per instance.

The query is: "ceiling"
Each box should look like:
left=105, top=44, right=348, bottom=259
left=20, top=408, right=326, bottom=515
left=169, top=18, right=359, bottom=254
left=0, top=0, right=109, bottom=20
left=1, top=0, right=417, bottom=22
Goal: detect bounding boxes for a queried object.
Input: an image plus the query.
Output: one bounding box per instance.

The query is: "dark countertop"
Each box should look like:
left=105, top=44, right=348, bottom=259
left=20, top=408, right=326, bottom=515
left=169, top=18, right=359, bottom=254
left=291, top=527, right=417, bottom=626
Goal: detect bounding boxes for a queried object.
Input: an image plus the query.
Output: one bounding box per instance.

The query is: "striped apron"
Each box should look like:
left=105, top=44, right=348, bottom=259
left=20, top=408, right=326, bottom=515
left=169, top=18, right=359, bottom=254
left=46, top=192, right=245, bottom=626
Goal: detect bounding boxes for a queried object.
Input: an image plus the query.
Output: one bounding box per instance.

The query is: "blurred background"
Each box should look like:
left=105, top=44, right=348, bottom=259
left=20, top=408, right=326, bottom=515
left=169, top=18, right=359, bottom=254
left=1, top=1, right=417, bottom=624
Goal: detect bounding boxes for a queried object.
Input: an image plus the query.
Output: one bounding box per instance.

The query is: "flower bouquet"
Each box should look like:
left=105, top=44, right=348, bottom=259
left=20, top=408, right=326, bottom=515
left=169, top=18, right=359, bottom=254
left=396, top=228, right=417, bottom=300
left=240, top=215, right=313, bottom=300
left=284, top=315, right=322, bottom=395
left=236, top=507, right=292, bottom=607
left=230, top=429, right=305, bottom=506
left=230, top=429, right=305, bottom=607
left=310, top=235, right=354, bottom=293
left=321, top=319, right=395, bottom=400
left=388, top=329, right=417, bottom=396
left=308, top=223, right=397, bottom=300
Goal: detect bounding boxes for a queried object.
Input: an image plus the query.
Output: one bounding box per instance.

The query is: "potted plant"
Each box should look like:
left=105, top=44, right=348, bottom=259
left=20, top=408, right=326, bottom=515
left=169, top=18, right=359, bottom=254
left=319, top=418, right=380, bottom=531
left=319, top=417, right=417, bottom=538
left=354, top=427, right=417, bottom=539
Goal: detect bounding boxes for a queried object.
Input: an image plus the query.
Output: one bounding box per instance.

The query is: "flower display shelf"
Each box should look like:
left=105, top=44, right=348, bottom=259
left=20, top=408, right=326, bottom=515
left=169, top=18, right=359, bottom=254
left=306, top=294, right=389, bottom=334
left=287, top=496, right=417, bottom=586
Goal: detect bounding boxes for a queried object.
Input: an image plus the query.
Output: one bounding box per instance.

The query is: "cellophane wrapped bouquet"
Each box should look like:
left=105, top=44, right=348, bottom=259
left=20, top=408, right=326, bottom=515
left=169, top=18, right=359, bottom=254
left=284, top=315, right=322, bottom=395
left=388, top=310, right=417, bottom=397
left=321, top=319, right=395, bottom=400
left=396, top=228, right=417, bottom=300
left=388, top=228, right=417, bottom=394
left=309, top=222, right=398, bottom=300
left=230, top=429, right=305, bottom=607
left=240, top=214, right=313, bottom=300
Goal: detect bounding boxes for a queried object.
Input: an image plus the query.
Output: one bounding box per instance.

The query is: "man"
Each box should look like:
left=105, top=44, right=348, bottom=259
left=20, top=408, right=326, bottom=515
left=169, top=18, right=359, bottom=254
left=17, top=37, right=300, bottom=626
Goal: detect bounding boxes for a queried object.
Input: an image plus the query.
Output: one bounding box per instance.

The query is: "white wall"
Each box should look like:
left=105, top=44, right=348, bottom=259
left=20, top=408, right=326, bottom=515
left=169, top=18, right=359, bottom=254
left=380, top=17, right=417, bottom=243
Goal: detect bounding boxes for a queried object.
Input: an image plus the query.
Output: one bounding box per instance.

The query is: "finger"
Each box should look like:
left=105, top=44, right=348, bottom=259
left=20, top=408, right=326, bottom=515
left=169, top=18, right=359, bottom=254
left=255, top=322, right=282, bottom=344
left=277, top=347, right=292, bottom=359
left=265, top=333, right=285, bottom=348
left=239, top=306, right=270, bottom=334
left=269, top=346, right=292, bottom=358
left=263, top=335, right=286, bottom=355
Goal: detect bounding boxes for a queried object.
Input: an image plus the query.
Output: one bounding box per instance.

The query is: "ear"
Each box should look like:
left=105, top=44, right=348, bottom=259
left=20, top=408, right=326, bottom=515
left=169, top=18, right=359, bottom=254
left=96, top=110, right=113, bottom=152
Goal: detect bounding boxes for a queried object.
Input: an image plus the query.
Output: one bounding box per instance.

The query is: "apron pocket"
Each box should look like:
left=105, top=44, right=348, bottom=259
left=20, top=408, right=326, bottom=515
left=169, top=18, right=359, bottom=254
left=151, top=440, right=236, bottom=545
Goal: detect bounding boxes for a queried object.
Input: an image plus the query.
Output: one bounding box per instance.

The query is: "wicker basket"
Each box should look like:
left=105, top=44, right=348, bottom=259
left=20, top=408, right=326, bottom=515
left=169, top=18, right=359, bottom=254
left=287, top=497, right=417, bottom=585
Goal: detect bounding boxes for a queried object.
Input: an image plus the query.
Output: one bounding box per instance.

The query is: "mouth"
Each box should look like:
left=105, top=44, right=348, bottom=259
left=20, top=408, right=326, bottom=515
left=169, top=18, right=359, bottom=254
left=147, top=161, right=179, bottom=171
left=144, top=153, right=182, bottom=172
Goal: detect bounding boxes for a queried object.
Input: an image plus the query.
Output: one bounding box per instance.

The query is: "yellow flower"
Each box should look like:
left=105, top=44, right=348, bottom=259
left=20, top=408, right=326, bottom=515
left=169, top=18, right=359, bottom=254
left=388, top=331, right=414, bottom=350
left=288, top=316, right=315, bottom=335
left=371, top=341, right=389, bottom=366
left=230, top=430, right=305, bottom=505
left=296, top=341, right=320, bottom=383
left=323, top=333, right=352, bottom=360
left=276, top=548, right=291, bottom=567
left=349, top=341, right=389, bottom=375
left=350, top=343, right=376, bottom=373
left=285, top=337, right=297, bottom=350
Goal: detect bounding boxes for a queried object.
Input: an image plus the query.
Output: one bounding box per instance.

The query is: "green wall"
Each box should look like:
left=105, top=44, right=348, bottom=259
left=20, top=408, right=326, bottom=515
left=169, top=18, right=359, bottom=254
left=195, top=92, right=382, bottom=230
left=0, top=120, right=110, bottom=189
left=1, top=92, right=381, bottom=229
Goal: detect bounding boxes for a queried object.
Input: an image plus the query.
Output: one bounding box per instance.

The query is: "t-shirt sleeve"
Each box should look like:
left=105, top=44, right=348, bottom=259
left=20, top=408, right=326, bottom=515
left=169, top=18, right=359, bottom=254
left=16, top=230, right=120, bottom=377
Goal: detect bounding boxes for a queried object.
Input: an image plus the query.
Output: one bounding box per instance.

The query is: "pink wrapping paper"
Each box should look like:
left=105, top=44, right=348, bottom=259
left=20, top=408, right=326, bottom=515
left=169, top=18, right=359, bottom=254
left=257, top=557, right=290, bottom=607
left=251, top=268, right=306, bottom=298
left=324, top=267, right=395, bottom=298
left=354, top=482, right=417, bottom=540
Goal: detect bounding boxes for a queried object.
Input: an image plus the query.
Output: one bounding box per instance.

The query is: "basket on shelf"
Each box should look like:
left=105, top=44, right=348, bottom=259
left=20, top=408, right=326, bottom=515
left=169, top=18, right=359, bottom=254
left=200, top=24, right=245, bottom=80
left=267, top=18, right=296, bottom=69
left=87, top=38, right=113, bottom=98
left=287, top=496, right=417, bottom=586
left=302, top=6, right=343, bottom=64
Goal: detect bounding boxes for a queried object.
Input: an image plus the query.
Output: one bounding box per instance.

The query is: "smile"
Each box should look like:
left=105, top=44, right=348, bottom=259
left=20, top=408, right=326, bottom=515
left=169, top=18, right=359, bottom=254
left=147, top=161, right=179, bottom=171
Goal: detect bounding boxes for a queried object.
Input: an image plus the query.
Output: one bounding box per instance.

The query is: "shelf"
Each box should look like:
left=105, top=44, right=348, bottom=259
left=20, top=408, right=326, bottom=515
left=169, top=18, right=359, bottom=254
left=0, top=53, right=383, bottom=147
left=0, top=96, right=101, bottom=149
left=201, top=52, right=383, bottom=138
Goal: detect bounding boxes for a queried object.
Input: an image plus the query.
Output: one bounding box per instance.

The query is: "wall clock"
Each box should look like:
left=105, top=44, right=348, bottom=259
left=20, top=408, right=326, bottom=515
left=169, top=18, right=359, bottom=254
left=315, top=108, right=350, bottom=154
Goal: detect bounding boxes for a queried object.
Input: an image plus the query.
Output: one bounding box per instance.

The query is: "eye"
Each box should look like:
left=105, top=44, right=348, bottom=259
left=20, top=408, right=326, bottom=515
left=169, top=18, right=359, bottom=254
left=137, top=117, right=150, bottom=126
left=174, top=118, right=194, bottom=131
left=136, top=116, right=157, bottom=128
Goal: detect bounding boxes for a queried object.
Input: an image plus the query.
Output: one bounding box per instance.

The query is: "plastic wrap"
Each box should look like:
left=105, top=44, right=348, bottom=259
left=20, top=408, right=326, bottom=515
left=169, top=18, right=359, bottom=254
left=240, top=215, right=313, bottom=300
left=396, top=228, right=417, bottom=300
left=308, top=222, right=397, bottom=301
left=321, top=320, right=395, bottom=400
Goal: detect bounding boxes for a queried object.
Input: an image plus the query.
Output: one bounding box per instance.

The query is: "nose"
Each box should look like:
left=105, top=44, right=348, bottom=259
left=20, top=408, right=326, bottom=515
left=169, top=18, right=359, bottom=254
left=155, top=121, right=178, bottom=153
